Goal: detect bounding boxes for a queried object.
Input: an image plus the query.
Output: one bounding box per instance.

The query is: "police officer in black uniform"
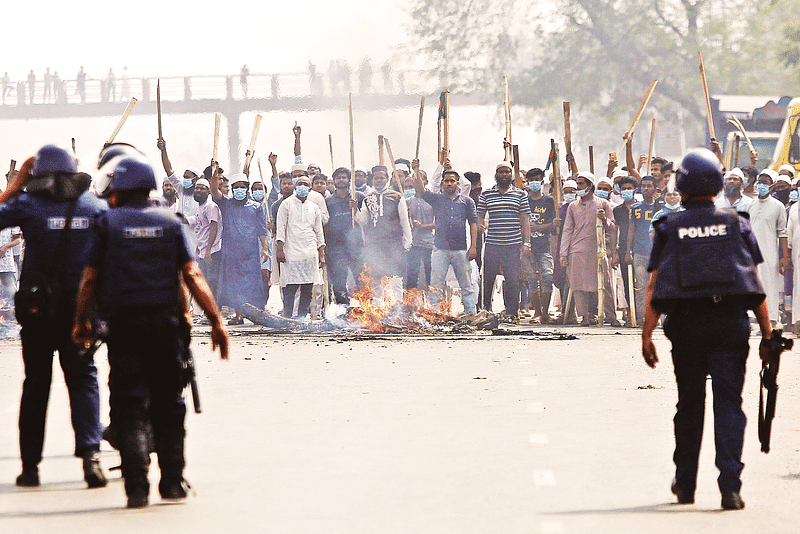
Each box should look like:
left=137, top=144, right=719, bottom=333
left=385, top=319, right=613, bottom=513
left=0, top=145, right=108, bottom=488
left=641, top=148, right=772, bottom=510
left=73, top=156, right=229, bottom=508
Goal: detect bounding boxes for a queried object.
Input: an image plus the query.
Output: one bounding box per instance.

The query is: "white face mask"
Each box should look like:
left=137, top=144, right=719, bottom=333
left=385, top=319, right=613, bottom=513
left=576, top=187, right=590, bottom=198
left=563, top=193, right=577, bottom=203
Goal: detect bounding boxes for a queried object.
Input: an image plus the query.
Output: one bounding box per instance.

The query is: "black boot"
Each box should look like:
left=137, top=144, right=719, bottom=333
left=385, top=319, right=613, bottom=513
left=83, top=450, right=108, bottom=488
left=15, top=467, right=39, bottom=487
left=119, top=420, right=151, bottom=508
left=156, top=428, right=188, bottom=501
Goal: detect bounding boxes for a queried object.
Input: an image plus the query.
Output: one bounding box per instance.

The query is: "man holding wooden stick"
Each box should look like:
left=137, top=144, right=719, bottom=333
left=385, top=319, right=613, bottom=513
left=559, top=171, right=619, bottom=326
left=325, top=167, right=366, bottom=305
left=157, top=138, right=202, bottom=253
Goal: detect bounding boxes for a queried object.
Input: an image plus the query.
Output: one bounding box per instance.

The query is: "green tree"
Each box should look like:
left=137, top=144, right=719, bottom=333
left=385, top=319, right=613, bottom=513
left=406, top=0, right=792, bottom=148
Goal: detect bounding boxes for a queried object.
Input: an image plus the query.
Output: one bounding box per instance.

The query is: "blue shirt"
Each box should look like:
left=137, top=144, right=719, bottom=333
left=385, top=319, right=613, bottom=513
left=422, top=191, right=478, bottom=251
left=0, top=191, right=107, bottom=291
left=476, top=186, right=530, bottom=246
left=630, top=200, right=662, bottom=257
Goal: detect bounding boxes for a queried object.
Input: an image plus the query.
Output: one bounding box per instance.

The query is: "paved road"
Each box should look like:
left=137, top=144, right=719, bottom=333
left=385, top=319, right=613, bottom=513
left=1, top=327, right=799, bottom=533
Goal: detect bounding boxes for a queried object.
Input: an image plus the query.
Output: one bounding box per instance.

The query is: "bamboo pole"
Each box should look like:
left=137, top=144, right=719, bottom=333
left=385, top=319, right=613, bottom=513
left=106, top=97, right=138, bottom=144
left=733, top=133, right=741, bottom=168
left=698, top=52, right=716, bottom=141
left=383, top=137, right=403, bottom=192
left=437, top=117, right=442, bottom=164
left=443, top=89, right=450, bottom=163
left=512, top=145, right=522, bottom=188
left=618, top=80, right=658, bottom=155
left=328, top=134, right=334, bottom=174
left=563, top=102, right=572, bottom=162
left=588, top=146, right=594, bottom=174
left=242, top=114, right=262, bottom=172
left=503, top=77, right=512, bottom=161
left=628, top=264, right=636, bottom=327
left=157, top=79, right=162, bottom=141
left=378, top=135, right=385, bottom=166
left=728, top=116, right=757, bottom=155
left=415, top=96, right=425, bottom=160
left=211, top=113, right=221, bottom=177
left=71, top=139, right=76, bottom=157
left=647, top=118, right=656, bottom=174
left=348, top=93, right=356, bottom=224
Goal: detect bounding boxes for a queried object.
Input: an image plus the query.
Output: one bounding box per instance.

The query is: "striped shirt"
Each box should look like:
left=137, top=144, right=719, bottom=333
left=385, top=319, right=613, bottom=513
left=477, top=185, right=530, bottom=246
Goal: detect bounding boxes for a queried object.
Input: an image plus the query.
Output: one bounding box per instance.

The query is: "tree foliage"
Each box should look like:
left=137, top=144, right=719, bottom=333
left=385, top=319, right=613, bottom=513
left=406, top=0, right=795, bottom=147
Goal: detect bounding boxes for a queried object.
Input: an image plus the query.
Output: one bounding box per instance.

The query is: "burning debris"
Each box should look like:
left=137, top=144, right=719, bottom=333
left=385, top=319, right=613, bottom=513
left=240, top=272, right=577, bottom=339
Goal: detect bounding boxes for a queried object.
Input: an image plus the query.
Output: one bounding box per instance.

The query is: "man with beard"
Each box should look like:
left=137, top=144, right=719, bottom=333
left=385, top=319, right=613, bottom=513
left=559, top=171, right=620, bottom=326
left=477, top=162, right=531, bottom=318
left=353, top=167, right=372, bottom=195
left=193, top=178, right=222, bottom=301
left=324, top=167, right=365, bottom=304
left=745, top=169, right=790, bottom=325
left=211, top=172, right=269, bottom=325
left=356, top=165, right=412, bottom=296
left=250, top=180, right=272, bottom=309
left=276, top=175, right=325, bottom=318
left=157, top=138, right=202, bottom=252
left=715, top=168, right=753, bottom=212
left=161, top=179, right=177, bottom=208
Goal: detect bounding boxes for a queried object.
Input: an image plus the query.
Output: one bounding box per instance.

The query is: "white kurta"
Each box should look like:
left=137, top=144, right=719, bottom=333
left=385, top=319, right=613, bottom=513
left=746, top=196, right=788, bottom=321
left=276, top=196, right=325, bottom=287
left=787, top=203, right=800, bottom=323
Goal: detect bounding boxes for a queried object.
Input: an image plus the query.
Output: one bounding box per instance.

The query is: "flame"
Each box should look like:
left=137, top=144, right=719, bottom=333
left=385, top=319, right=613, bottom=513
left=348, top=268, right=456, bottom=332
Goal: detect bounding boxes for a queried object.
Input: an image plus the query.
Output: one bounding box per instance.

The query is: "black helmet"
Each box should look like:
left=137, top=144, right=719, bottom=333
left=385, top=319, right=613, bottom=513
left=110, top=156, right=157, bottom=192
left=32, top=145, right=77, bottom=176
left=675, top=148, right=723, bottom=196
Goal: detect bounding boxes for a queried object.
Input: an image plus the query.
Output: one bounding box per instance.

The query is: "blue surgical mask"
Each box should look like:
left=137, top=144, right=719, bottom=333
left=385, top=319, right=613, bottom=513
left=664, top=203, right=679, bottom=211
left=251, top=189, right=265, bottom=202
left=183, top=178, right=194, bottom=189
left=404, top=189, right=416, bottom=199
left=355, top=184, right=366, bottom=191
left=613, top=183, right=621, bottom=194
left=232, top=187, right=247, bottom=201
left=791, top=190, right=799, bottom=203
left=621, top=190, right=635, bottom=202
left=756, top=183, right=771, bottom=197
left=375, top=184, right=390, bottom=193
left=576, top=188, right=589, bottom=198
left=595, top=190, right=609, bottom=200
left=528, top=180, right=542, bottom=192
left=563, top=193, right=576, bottom=203
left=295, top=185, right=310, bottom=198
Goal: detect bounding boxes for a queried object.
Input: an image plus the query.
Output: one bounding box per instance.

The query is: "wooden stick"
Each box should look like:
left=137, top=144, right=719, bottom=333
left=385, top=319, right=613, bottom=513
left=437, top=118, right=442, bottom=164
left=698, top=52, right=715, bottom=141
left=512, top=145, right=522, bottom=188
left=415, top=96, right=425, bottom=160
left=627, top=264, right=636, bottom=327
left=647, top=118, right=656, bottom=174
left=383, top=137, right=402, bottom=191
left=733, top=133, right=741, bottom=168
left=328, top=134, right=334, bottom=174
left=588, top=146, right=594, bottom=174
left=728, top=116, right=757, bottom=155
left=157, top=79, right=162, bottom=141
left=106, top=97, right=138, bottom=145
left=503, top=77, right=512, bottom=161
left=551, top=141, right=563, bottom=215
left=562, top=287, right=573, bottom=325
left=618, top=80, right=658, bottom=155
left=443, top=89, right=450, bottom=162
left=71, top=138, right=76, bottom=157
left=563, top=102, right=572, bottom=162
left=348, top=93, right=356, bottom=224
left=378, top=135, right=385, bottom=166
left=7, top=159, right=16, bottom=184
left=242, top=114, right=262, bottom=172
left=212, top=113, right=221, bottom=165
left=596, top=216, right=606, bottom=326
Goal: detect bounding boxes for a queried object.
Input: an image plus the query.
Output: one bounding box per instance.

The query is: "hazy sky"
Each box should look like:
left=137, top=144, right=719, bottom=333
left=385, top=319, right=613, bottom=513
left=3, top=0, right=407, bottom=79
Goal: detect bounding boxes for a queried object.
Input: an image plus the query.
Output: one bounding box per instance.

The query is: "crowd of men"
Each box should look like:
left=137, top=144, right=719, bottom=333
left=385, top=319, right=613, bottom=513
left=145, top=124, right=800, bottom=331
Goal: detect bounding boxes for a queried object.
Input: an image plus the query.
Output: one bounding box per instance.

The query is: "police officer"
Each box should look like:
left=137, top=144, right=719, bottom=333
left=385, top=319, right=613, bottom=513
left=0, top=145, right=108, bottom=488
left=641, top=148, right=772, bottom=510
left=73, top=156, right=229, bottom=508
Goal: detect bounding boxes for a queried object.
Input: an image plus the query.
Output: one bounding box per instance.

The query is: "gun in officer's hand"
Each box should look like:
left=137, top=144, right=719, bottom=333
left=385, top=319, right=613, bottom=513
left=758, top=328, right=793, bottom=453
left=184, top=347, right=202, bottom=414
left=77, top=321, right=107, bottom=362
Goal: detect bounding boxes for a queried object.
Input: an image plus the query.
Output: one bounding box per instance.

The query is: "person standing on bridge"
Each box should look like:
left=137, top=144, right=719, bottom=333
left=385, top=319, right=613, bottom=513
left=642, top=148, right=770, bottom=510
left=240, top=65, right=250, bottom=98
left=27, top=70, right=36, bottom=105
left=76, top=66, right=87, bottom=103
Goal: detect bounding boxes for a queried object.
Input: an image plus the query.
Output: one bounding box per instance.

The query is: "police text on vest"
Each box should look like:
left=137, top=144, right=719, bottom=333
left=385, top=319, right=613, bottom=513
left=124, top=226, right=164, bottom=238
left=677, top=224, right=727, bottom=239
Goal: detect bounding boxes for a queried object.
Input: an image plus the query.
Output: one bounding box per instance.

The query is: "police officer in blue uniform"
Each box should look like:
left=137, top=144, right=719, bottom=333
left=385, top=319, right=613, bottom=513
left=0, top=145, right=108, bottom=488
left=73, top=156, right=229, bottom=508
left=641, top=148, right=772, bottom=510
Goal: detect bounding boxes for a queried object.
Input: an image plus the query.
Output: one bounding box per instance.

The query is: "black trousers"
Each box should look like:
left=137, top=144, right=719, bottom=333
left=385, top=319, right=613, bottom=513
left=327, top=249, right=364, bottom=305
left=482, top=243, right=521, bottom=315
left=283, top=284, right=313, bottom=317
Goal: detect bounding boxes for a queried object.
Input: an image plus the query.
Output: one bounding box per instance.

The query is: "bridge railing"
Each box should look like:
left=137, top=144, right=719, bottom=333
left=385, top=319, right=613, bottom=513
left=0, top=69, right=454, bottom=107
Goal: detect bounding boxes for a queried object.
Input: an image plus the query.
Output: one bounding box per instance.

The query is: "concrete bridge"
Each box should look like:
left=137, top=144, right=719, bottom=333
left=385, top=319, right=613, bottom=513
left=0, top=70, right=486, bottom=171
